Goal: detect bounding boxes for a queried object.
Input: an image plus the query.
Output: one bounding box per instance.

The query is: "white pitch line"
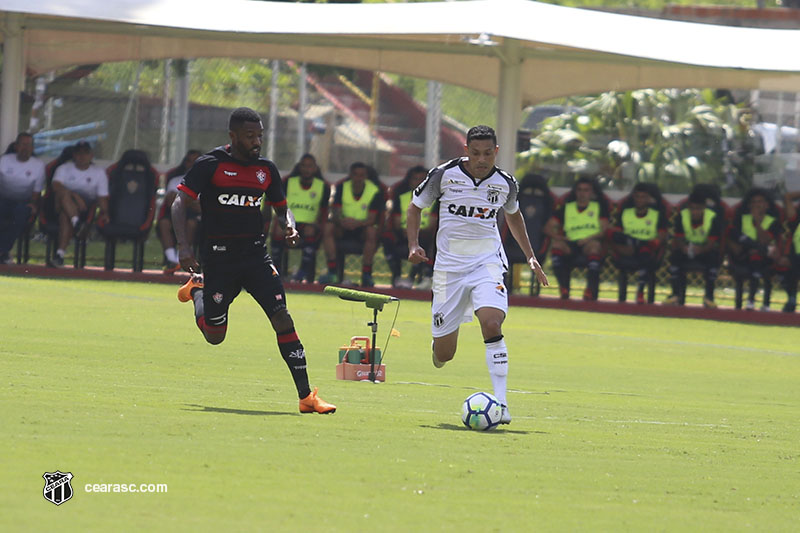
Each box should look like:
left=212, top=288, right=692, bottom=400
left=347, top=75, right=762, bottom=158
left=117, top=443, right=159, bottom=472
left=541, top=416, right=730, bottom=428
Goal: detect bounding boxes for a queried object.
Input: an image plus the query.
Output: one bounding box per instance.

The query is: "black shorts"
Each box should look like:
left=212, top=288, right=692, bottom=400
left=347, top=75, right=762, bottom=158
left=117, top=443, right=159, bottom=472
left=202, top=249, right=287, bottom=329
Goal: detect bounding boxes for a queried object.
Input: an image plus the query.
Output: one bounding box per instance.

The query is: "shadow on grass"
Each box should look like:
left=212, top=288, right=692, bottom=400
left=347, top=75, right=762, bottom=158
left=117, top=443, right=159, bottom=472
left=183, top=404, right=299, bottom=417
left=420, top=423, right=544, bottom=435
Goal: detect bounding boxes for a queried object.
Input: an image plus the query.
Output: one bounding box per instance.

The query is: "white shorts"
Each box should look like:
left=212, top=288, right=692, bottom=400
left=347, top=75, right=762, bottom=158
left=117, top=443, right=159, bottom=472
left=430, top=263, right=508, bottom=338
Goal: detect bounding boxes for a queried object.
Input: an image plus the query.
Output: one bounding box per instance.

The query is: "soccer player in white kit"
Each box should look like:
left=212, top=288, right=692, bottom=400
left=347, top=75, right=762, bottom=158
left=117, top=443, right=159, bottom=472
left=407, top=125, right=549, bottom=424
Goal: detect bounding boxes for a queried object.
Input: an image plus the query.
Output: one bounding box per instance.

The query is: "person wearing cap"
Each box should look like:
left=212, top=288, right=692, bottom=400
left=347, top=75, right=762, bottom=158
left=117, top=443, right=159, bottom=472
left=0, top=132, right=46, bottom=264
left=50, top=141, right=109, bottom=267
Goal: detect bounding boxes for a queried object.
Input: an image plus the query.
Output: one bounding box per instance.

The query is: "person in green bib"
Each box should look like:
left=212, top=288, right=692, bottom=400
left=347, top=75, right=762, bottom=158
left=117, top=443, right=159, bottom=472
left=664, top=188, right=723, bottom=308
left=384, top=165, right=437, bottom=289
left=546, top=177, right=610, bottom=301
left=728, top=188, right=783, bottom=311
left=777, top=190, right=800, bottom=313
left=610, top=182, right=668, bottom=304
left=269, top=154, right=330, bottom=283
left=319, top=161, right=385, bottom=287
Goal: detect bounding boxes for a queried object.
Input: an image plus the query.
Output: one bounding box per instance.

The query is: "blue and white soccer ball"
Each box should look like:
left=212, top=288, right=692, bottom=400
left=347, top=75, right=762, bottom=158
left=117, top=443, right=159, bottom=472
left=461, top=392, right=502, bottom=431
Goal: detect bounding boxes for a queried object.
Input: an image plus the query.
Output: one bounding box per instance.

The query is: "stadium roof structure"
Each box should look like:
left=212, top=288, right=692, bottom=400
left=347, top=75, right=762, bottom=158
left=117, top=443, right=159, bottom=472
left=2, top=0, right=800, bottom=169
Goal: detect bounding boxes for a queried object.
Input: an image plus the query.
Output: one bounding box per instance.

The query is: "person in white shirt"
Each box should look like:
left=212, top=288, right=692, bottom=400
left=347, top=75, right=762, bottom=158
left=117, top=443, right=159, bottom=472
left=407, top=125, right=549, bottom=425
left=50, top=141, right=109, bottom=267
left=0, top=132, right=46, bottom=264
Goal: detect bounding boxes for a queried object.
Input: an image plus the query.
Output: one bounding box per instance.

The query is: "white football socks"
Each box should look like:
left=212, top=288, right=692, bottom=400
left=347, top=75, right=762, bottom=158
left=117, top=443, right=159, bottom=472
left=165, top=247, right=179, bottom=264
left=484, top=337, right=508, bottom=406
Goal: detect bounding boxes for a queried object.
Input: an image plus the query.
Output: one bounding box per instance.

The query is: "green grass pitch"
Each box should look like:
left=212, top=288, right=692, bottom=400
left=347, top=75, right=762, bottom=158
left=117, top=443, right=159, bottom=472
left=2, top=276, right=799, bottom=531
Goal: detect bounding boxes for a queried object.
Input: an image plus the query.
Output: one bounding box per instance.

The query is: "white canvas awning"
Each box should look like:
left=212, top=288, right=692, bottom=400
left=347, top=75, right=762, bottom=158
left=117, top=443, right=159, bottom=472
left=2, top=0, right=800, bottom=169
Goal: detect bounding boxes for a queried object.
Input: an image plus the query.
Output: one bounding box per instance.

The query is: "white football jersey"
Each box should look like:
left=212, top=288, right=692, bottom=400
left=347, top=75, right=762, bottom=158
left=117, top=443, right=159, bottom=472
left=412, top=157, right=519, bottom=273
left=0, top=153, right=46, bottom=202
left=53, top=161, right=109, bottom=200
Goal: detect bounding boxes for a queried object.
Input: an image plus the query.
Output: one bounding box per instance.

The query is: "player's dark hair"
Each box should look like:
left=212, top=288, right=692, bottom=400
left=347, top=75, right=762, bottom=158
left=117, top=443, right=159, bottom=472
left=350, top=161, right=368, bottom=173
left=688, top=190, right=706, bottom=205
left=228, top=107, right=262, bottom=131
left=747, top=187, right=771, bottom=206
left=5, top=132, right=33, bottom=154
left=289, top=153, right=324, bottom=180
left=405, top=165, right=428, bottom=181
left=466, top=125, right=497, bottom=146
left=73, top=140, right=92, bottom=153
left=167, top=149, right=202, bottom=179
left=735, top=186, right=777, bottom=218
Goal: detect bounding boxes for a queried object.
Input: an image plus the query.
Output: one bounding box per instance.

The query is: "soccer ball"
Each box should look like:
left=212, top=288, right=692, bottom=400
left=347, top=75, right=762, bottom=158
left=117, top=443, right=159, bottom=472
left=461, top=392, right=502, bottom=431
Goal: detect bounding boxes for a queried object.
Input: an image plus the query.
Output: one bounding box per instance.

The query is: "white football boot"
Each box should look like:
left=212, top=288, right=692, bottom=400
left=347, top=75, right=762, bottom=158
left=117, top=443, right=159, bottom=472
left=500, top=404, right=511, bottom=424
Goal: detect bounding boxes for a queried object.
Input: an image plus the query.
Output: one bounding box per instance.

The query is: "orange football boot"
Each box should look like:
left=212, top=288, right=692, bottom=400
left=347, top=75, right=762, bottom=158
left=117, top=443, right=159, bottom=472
left=299, top=387, right=336, bottom=414
left=177, top=274, right=204, bottom=303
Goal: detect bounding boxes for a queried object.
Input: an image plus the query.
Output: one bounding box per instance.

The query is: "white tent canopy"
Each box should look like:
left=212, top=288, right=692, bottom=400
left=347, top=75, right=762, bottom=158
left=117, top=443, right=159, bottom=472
left=2, top=0, right=800, bottom=169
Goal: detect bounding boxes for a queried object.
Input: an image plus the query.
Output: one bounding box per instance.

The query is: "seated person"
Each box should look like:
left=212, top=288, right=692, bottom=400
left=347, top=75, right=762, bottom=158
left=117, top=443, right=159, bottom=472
left=545, top=176, right=610, bottom=301
left=664, top=188, right=723, bottom=308
left=49, top=141, right=109, bottom=267
left=384, top=165, right=436, bottom=289
left=157, top=149, right=201, bottom=273
left=0, top=132, right=46, bottom=264
left=269, top=153, right=330, bottom=283
left=319, top=161, right=385, bottom=287
left=610, top=182, right=668, bottom=304
left=778, top=190, right=800, bottom=313
left=500, top=172, right=555, bottom=295
left=727, top=188, right=783, bottom=311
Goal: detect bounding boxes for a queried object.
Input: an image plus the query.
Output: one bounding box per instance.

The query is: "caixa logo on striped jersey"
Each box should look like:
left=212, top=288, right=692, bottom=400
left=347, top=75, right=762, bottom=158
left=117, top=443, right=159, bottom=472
left=43, top=471, right=74, bottom=506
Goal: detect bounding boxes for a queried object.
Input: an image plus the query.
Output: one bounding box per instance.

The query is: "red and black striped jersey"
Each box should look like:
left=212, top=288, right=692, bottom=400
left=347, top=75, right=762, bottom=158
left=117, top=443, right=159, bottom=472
left=178, top=145, right=285, bottom=242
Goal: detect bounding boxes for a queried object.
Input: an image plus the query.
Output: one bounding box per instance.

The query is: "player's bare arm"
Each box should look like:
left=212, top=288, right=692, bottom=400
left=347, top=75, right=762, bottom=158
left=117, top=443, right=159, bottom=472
left=96, top=196, right=110, bottom=225
left=784, top=191, right=800, bottom=221
left=506, top=209, right=549, bottom=287
left=406, top=203, right=428, bottom=264
left=545, top=217, right=568, bottom=251
left=274, top=204, right=299, bottom=247
left=171, top=190, right=200, bottom=273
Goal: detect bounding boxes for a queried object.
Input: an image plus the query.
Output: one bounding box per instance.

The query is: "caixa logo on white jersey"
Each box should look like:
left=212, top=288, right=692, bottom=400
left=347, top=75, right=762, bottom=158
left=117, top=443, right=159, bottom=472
left=447, top=204, right=498, bottom=219
left=217, top=193, right=262, bottom=207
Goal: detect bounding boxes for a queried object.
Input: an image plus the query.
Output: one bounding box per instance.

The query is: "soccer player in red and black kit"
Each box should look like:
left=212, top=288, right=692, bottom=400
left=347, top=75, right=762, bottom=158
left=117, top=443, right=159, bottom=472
left=171, top=107, right=336, bottom=414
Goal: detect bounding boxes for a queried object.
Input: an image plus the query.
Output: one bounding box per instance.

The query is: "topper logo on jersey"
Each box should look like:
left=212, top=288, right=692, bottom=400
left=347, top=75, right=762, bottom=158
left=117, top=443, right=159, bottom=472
left=447, top=204, right=498, bottom=219
left=217, top=193, right=262, bottom=207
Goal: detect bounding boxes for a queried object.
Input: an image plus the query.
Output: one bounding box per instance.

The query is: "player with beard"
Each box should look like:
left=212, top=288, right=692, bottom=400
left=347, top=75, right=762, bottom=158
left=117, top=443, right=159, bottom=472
left=172, top=107, right=335, bottom=414
left=406, top=125, right=549, bottom=425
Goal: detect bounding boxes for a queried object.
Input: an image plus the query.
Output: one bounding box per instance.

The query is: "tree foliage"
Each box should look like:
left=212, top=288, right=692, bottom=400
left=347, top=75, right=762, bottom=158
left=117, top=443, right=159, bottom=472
left=517, top=89, right=763, bottom=195
left=77, top=59, right=299, bottom=112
